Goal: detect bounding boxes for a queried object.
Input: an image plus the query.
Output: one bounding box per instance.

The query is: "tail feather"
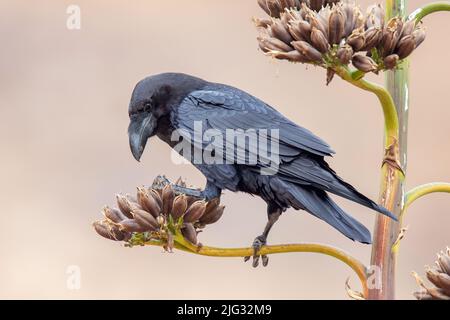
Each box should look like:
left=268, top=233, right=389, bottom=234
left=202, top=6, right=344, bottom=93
left=286, top=183, right=372, bottom=244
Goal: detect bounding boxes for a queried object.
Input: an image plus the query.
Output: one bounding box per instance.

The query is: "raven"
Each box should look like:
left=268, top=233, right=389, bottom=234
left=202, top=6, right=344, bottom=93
left=128, top=73, right=396, bottom=266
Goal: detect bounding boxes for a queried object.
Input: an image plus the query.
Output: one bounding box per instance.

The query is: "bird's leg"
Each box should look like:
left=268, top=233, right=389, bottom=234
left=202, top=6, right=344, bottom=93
left=245, top=206, right=282, bottom=268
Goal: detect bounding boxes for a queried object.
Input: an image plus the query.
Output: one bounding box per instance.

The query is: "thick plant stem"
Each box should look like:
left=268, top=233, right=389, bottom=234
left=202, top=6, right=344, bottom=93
left=144, top=235, right=369, bottom=297
left=335, top=65, right=402, bottom=299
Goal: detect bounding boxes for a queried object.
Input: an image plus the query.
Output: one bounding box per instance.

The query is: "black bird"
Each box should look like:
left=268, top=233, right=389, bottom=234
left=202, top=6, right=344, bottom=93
left=128, top=73, right=396, bottom=266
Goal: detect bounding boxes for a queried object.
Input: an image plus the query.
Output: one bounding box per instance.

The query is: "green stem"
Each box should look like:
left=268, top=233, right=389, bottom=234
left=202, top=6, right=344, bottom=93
left=403, top=182, right=450, bottom=213
left=408, top=1, right=450, bottom=22
left=144, top=235, right=369, bottom=298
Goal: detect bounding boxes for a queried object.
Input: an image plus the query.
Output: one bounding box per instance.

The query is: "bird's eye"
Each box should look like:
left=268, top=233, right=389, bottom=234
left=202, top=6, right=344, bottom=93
left=144, top=102, right=152, bottom=111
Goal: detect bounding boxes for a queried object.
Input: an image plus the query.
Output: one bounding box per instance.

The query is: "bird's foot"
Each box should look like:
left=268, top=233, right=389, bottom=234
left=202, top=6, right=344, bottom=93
left=244, top=235, right=269, bottom=268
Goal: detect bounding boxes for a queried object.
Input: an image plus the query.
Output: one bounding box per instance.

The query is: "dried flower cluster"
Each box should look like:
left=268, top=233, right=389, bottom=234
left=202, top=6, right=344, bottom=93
left=413, top=247, right=450, bottom=300
left=255, top=1, right=426, bottom=82
left=93, top=176, right=225, bottom=249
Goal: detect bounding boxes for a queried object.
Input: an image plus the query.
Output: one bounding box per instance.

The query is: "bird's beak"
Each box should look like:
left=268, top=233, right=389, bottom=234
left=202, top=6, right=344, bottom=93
left=128, top=113, right=157, bottom=161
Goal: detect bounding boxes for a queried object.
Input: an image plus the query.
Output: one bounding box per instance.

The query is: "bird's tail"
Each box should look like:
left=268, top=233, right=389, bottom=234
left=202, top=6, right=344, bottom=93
left=286, top=184, right=372, bottom=244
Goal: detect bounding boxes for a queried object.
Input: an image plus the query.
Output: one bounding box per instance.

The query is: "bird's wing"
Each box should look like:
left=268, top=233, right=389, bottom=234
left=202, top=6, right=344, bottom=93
left=174, top=85, right=334, bottom=163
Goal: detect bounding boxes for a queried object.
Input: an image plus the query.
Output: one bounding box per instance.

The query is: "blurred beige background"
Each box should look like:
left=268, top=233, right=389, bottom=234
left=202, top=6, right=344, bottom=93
left=0, top=0, right=448, bottom=299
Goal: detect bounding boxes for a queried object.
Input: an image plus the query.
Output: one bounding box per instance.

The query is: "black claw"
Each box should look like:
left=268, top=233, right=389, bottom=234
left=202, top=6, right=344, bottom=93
left=244, top=256, right=250, bottom=262
left=252, top=256, right=260, bottom=268
left=262, top=255, right=269, bottom=267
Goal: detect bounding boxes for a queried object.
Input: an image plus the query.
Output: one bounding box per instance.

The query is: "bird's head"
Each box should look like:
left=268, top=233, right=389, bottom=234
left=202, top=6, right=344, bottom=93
left=128, top=73, right=206, bottom=161
left=127, top=75, right=174, bottom=161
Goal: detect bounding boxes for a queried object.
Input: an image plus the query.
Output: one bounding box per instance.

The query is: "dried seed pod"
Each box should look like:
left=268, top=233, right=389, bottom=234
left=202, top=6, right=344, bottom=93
left=116, top=194, right=133, bottom=218
left=171, top=194, right=188, bottom=220
left=149, top=189, right=163, bottom=209
left=328, top=5, right=345, bottom=45
left=289, top=20, right=312, bottom=41
left=269, top=19, right=294, bottom=45
left=352, top=54, right=378, bottom=72
left=308, top=13, right=328, bottom=40
left=253, top=17, right=273, bottom=29
left=342, top=3, right=355, bottom=37
left=161, top=184, right=175, bottom=216
left=199, top=205, right=225, bottom=225
left=401, top=20, right=415, bottom=38
left=383, top=54, right=399, bottom=69
left=291, top=40, right=323, bottom=62
left=310, top=27, right=330, bottom=53
left=93, top=221, right=127, bottom=241
left=183, top=200, right=207, bottom=223
left=337, top=44, right=353, bottom=64
left=268, top=50, right=310, bottom=62
left=102, top=206, right=128, bottom=224
left=204, top=198, right=220, bottom=217
left=412, top=27, right=426, bottom=48
left=132, top=209, right=159, bottom=231
left=395, top=35, right=415, bottom=59
left=137, top=187, right=160, bottom=218
left=365, top=4, right=384, bottom=28
left=346, top=28, right=365, bottom=51
left=181, top=223, right=198, bottom=244
left=361, top=26, right=382, bottom=51
left=119, top=218, right=148, bottom=233
left=258, top=36, right=293, bottom=52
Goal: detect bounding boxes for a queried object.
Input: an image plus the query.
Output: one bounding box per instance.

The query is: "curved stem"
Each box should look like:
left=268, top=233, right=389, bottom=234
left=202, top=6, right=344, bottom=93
left=145, top=235, right=369, bottom=298
left=408, top=1, right=450, bottom=22
left=403, top=182, right=450, bottom=213
left=335, top=66, right=399, bottom=143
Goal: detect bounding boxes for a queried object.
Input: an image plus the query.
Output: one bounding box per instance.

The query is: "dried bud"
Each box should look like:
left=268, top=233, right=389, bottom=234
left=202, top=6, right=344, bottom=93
left=199, top=205, right=225, bottom=225
left=116, top=194, right=133, bottom=218
left=161, top=184, right=175, bottom=216
left=292, top=40, right=323, bottom=62
left=183, top=200, right=207, bottom=223
left=395, top=35, right=415, bottom=59
left=310, top=27, right=330, bottom=53
left=181, top=223, right=198, bottom=244
left=346, top=28, right=365, bottom=51
left=269, top=19, right=294, bottom=45
left=401, top=20, right=415, bottom=38
left=328, top=6, right=345, bottom=45
left=383, top=54, right=399, bottom=69
left=149, top=189, right=163, bottom=209
left=253, top=17, right=273, bottom=29
left=412, top=27, right=426, bottom=48
left=361, top=26, right=382, bottom=51
left=118, top=218, right=148, bottom=233
left=258, top=36, right=293, bottom=52
left=308, top=13, right=328, bottom=40
left=137, top=187, right=160, bottom=218
left=365, top=4, right=384, bottom=28
left=171, top=194, right=188, bottom=220
left=289, top=20, right=312, bottom=42
left=132, top=209, right=159, bottom=231
left=93, top=221, right=127, bottom=241
left=352, top=54, right=378, bottom=73
left=268, top=50, right=310, bottom=62
left=337, top=44, right=353, bottom=64
left=102, top=206, right=127, bottom=224
left=157, top=215, right=165, bottom=226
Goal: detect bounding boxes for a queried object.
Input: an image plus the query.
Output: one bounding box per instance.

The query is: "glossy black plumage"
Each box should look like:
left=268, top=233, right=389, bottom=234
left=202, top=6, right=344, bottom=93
left=128, top=73, right=396, bottom=244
